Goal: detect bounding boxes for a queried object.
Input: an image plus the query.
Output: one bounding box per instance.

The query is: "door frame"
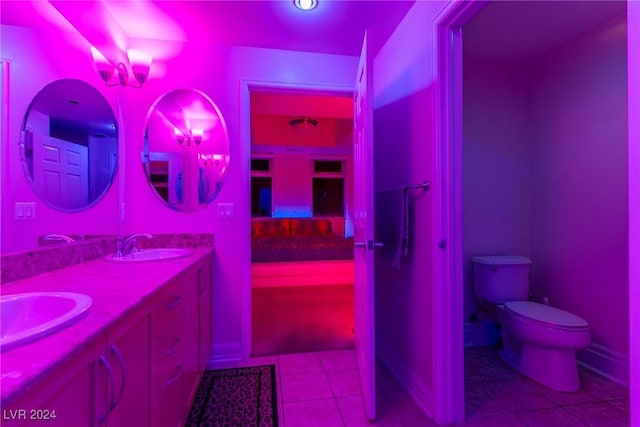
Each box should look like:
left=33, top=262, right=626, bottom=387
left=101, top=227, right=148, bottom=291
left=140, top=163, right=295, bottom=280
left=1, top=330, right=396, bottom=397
left=239, top=79, right=354, bottom=359
left=431, top=0, right=487, bottom=424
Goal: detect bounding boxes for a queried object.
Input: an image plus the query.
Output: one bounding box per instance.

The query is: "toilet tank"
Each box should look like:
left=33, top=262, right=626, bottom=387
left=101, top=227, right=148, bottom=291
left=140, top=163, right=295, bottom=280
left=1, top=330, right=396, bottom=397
left=472, top=255, right=531, bottom=304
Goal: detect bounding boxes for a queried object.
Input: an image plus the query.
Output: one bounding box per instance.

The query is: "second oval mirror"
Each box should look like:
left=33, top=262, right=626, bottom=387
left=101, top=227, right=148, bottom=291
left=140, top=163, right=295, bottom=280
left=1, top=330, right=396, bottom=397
left=142, top=89, right=230, bottom=212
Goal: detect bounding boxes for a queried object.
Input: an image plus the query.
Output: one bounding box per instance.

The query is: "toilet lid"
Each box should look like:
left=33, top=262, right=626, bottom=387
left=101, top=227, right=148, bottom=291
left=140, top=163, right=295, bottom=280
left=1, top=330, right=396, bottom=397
left=505, top=301, right=588, bottom=328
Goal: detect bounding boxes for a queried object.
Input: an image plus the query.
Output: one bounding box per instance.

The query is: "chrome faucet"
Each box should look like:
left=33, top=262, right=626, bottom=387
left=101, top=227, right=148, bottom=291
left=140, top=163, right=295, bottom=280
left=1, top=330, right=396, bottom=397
left=116, top=233, right=153, bottom=257
left=42, top=234, right=75, bottom=243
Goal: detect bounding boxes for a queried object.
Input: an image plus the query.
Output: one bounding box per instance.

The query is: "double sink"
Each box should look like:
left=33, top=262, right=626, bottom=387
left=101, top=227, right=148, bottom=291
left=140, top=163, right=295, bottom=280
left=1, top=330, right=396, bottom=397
left=1, top=245, right=192, bottom=352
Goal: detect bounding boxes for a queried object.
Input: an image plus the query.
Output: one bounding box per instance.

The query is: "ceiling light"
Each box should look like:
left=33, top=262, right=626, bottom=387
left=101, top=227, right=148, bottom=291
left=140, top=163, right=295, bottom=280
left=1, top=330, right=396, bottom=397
left=289, top=117, right=319, bottom=136
left=293, top=0, right=318, bottom=11
left=289, top=117, right=319, bottom=127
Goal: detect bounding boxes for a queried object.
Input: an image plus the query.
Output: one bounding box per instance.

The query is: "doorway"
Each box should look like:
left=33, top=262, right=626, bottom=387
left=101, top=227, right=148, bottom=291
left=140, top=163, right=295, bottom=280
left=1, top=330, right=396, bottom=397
left=239, top=80, right=355, bottom=359
left=435, top=0, right=631, bottom=424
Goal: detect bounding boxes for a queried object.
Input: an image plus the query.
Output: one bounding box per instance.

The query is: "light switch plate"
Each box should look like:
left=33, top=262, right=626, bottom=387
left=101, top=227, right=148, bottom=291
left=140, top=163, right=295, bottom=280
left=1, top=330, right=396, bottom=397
left=15, top=202, right=36, bottom=220
left=216, top=203, right=234, bottom=219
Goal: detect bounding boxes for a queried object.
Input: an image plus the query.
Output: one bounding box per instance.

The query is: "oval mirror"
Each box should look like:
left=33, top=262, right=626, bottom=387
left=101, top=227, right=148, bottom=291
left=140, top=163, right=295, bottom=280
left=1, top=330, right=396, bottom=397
left=142, top=88, right=230, bottom=212
left=20, top=79, right=118, bottom=212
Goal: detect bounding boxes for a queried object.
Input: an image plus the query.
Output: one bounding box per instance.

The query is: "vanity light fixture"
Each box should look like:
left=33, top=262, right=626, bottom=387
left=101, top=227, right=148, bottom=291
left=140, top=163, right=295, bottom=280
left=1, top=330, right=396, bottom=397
left=174, top=128, right=186, bottom=145
left=190, top=128, right=204, bottom=145
left=175, top=128, right=204, bottom=146
left=91, top=46, right=152, bottom=89
left=293, top=0, right=318, bottom=11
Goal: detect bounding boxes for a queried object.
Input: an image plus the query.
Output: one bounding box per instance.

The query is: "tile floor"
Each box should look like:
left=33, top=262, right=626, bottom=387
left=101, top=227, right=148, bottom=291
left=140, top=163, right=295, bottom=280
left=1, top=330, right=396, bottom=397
left=460, top=346, right=630, bottom=427
left=211, top=346, right=630, bottom=426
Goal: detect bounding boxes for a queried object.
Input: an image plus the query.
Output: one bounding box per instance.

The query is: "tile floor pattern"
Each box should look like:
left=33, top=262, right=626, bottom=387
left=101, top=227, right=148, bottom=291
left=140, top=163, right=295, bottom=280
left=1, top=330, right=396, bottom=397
left=211, top=346, right=630, bottom=426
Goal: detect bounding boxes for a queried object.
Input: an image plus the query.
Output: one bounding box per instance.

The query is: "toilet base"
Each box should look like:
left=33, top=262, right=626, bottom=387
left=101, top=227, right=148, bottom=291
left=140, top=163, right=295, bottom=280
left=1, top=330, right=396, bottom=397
left=520, top=345, right=580, bottom=392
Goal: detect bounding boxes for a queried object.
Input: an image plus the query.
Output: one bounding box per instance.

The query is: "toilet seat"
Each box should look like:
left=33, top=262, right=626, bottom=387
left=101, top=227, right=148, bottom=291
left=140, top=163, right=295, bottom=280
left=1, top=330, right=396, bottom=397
left=504, top=301, right=589, bottom=331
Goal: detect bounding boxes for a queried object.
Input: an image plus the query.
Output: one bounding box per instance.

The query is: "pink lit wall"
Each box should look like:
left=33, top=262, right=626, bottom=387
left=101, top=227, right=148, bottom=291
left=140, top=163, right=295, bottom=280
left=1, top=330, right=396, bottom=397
left=529, top=14, right=629, bottom=378
left=373, top=0, right=446, bottom=416
left=0, top=25, right=119, bottom=254
left=628, top=1, right=640, bottom=422
left=462, top=59, right=531, bottom=344
left=116, top=39, right=358, bottom=355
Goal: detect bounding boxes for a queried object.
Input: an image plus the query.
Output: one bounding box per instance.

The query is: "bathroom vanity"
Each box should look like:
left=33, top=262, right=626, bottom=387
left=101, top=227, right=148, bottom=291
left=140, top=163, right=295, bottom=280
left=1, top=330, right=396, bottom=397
left=0, top=248, right=213, bottom=427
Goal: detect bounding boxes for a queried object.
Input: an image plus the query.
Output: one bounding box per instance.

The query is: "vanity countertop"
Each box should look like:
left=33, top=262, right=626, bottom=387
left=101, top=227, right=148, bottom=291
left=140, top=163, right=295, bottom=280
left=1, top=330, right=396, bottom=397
left=0, top=247, right=214, bottom=404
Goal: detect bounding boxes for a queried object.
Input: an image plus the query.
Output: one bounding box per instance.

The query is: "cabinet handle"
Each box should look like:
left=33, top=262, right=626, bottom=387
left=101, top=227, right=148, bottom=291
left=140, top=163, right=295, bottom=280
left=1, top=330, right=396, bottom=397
left=165, top=364, right=183, bottom=386
left=166, top=295, right=182, bottom=308
left=164, top=337, right=182, bottom=356
left=110, top=345, right=127, bottom=411
left=98, top=355, right=117, bottom=424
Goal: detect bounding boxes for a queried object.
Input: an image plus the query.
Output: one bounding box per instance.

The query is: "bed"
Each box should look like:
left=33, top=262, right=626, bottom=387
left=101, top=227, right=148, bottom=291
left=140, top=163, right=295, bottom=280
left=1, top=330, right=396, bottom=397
left=251, top=218, right=354, bottom=262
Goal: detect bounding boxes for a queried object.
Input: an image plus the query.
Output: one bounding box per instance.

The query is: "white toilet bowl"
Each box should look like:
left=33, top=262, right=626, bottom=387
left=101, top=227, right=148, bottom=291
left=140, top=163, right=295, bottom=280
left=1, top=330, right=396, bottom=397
left=502, top=301, right=590, bottom=392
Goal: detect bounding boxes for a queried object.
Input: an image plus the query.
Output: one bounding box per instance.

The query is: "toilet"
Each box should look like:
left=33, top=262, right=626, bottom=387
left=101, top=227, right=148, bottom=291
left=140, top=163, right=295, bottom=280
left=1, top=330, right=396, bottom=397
left=472, top=255, right=590, bottom=392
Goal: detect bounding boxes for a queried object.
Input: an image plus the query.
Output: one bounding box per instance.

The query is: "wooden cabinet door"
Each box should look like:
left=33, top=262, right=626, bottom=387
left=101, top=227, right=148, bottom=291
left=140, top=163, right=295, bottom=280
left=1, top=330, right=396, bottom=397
left=151, top=274, right=187, bottom=427
left=1, top=335, right=106, bottom=427
left=183, top=267, right=201, bottom=416
left=105, top=309, right=151, bottom=427
left=198, top=261, right=213, bottom=373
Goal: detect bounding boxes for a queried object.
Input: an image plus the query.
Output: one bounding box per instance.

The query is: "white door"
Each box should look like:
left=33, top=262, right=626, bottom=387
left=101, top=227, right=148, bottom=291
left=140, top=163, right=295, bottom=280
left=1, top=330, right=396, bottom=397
left=353, top=31, right=377, bottom=420
left=33, top=134, right=88, bottom=210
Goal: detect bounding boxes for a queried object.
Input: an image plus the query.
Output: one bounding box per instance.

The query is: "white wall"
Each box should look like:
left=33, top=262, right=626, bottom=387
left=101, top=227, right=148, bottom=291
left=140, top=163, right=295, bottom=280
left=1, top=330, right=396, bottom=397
left=529, top=15, right=629, bottom=370
left=462, top=59, right=531, bottom=344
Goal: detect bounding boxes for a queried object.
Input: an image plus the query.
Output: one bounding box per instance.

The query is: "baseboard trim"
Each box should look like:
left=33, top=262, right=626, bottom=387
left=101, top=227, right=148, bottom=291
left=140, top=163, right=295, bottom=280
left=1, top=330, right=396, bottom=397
left=377, top=337, right=434, bottom=419
left=578, top=343, right=629, bottom=387
left=210, top=342, right=242, bottom=365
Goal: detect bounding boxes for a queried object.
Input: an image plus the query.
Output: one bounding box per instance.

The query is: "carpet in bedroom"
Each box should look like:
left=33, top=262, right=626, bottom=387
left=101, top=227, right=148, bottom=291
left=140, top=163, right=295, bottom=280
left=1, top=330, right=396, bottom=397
left=252, top=284, right=354, bottom=356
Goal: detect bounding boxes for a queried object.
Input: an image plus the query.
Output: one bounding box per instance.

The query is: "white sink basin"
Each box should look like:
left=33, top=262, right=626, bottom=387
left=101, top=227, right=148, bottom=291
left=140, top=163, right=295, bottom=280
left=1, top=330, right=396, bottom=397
left=1, top=292, right=92, bottom=352
left=104, top=248, right=193, bottom=263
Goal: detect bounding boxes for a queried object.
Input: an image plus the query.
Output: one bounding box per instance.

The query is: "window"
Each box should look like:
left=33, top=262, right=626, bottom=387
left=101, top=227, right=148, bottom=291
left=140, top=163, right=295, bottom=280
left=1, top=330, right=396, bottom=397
left=251, top=158, right=271, bottom=172
left=312, top=159, right=345, bottom=216
left=251, top=157, right=272, bottom=217
left=313, top=160, right=342, bottom=173
left=313, top=178, right=344, bottom=216
left=251, top=177, right=272, bottom=217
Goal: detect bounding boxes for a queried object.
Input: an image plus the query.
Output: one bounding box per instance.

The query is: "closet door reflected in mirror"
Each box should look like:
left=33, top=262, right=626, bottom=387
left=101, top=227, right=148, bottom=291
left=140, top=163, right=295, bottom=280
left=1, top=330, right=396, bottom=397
left=20, top=79, right=118, bottom=212
left=142, top=88, right=230, bottom=212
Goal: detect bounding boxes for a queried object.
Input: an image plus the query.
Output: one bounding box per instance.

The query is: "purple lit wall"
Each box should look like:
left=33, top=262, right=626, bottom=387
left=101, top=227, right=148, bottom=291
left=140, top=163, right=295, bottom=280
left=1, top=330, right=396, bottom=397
left=628, top=2, right=640, bottom=423
left=529, top=14, right=629, bottom=379
left=462, top=59, right=531, bottom=345
left=627, top=2, right=640, bottom=426
left=0, top=25, right=120, bottom=253
left=372, top=0, right=447, bottom=415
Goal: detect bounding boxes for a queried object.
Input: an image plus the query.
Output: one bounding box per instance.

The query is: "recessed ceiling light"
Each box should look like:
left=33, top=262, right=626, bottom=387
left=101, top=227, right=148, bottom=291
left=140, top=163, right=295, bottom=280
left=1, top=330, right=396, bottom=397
left=293, top=0, right=318, bottom=11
